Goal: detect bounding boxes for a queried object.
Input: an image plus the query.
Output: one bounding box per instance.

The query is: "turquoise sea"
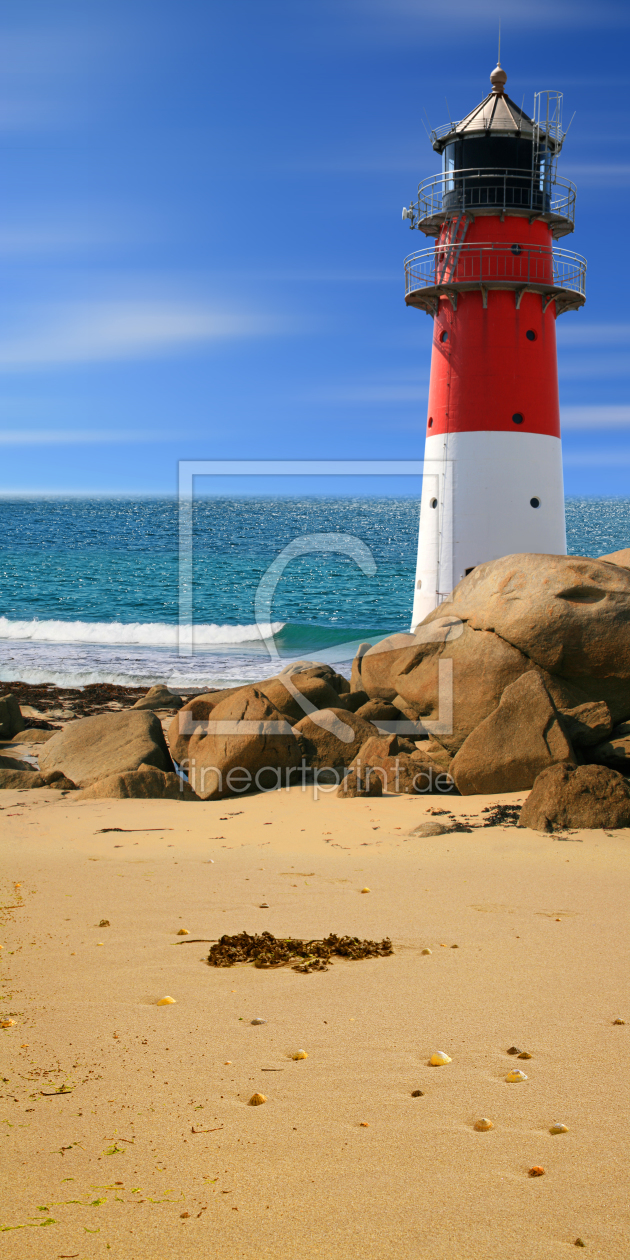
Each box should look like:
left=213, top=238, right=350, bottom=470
left=0, top=496, right=628, bottom=688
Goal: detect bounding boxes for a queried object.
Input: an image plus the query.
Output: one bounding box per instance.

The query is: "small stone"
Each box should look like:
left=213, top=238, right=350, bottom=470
left=361, top=887, right=371, bottom=893
left=517, top=1051, right=532, bottom=1059
left=292, top=1049, right=308, bottom=1060
left=180, top=1211, right=190, bottom=1218
left=177, top=928, right=189, bottom=935
left=251, top=1018, right=267, bottom=1025
left=99, top=919, right=110, bottom=927
left=248, top=1092, right=267, bottom=1106
left=421, top=948, right=432, bottom=955
left=451, top=943, right=459, bottom=948
left=157, top=996, right=176, bottom=1005
left=612, top=1018, right=625, bottom=1025
left=507, top=1046, right=522, bottom=1055
left=474, top=1118, right=494, bottom=1131
left=549, top=1123, right=569, bottom=1134
left=259, top=903, right=269, bottom=908
left=359, top=1121, right=369, bottom=1127
left=506, top=1069, right=528, bottom=1082
left=528, top=1165, right=545, bottom=1176
left=430, top=1051, right=452, bottom=1066
left=574, top=1240, right=586, bottom=1248
left=411, top=1090, right=424, bottom=1097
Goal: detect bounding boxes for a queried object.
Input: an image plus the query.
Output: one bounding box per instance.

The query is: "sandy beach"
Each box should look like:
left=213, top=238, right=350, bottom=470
left=1, top=781, right=628, bottom=1259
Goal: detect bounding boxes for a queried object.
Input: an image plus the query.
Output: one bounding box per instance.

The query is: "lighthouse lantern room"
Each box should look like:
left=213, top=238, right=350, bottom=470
left=403, top=64, right=586, bottom=628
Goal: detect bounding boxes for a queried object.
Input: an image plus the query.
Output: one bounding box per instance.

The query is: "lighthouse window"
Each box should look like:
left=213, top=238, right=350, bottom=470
left=430, top=498, right=438, bottom=509
left=512, top=413, right=524, bottom=425
left=428, top=417, right=433, bottom=427
left=526, top=329, right=537, bottom=341
left=511, top=243, right=523, bottom=256
left=530, top=497, right=541, bottom=508
left=440, top=330, right=449, bottom=343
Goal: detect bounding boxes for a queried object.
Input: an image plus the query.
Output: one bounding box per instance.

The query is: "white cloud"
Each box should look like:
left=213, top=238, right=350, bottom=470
left=564, top=447, right=630, bottom=466
left=562, top=406, right=630, bottom=429
left=0, top=429, right=171, bottom=445
left=557, top=324, right=630, bottom=346
left=0, top=300, right=283, bottom=369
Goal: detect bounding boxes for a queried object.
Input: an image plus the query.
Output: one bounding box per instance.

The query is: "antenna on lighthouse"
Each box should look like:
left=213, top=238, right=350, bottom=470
left=497, top=18, right=501, bottom=65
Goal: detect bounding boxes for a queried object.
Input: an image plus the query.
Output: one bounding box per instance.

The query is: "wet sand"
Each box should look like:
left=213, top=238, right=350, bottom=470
left=1, top=784, right=629, bottom=1258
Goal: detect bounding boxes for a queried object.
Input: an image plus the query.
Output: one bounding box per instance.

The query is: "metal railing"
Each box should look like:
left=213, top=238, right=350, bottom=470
left=404, top=243, right=586, bottom=300
left=406, top=168, right=576, bottom=233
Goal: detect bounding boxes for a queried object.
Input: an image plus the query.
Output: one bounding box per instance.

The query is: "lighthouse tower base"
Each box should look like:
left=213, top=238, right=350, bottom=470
left=411, top=430, right=566, bottom=629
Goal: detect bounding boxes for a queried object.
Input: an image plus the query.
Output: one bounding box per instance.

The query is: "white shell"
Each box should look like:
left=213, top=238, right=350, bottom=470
left=549, top=1122, right=569, bottom=1134
left=157, top=996, right=176, bottom=1005
left=292, top=1049, right=308, bottom=1060
left=430, top=1051, right=452, bottom=1066
left=248, top=1092, right=267, bottom=1106
left=505, top=1069, right=527, bottom=1082
left=251, top=1018, right=267, bottom=1025
left=474, top=1117, right=494, bottom=1131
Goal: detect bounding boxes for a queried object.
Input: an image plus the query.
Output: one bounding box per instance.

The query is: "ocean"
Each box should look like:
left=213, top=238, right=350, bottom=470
left=0, top=496, right=628, bottom=690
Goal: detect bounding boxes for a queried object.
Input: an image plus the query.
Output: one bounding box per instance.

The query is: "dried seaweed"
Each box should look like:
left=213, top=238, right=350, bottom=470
left=207, top=930, right=393, bottom=973
left=481, top=804, right=522, bottom=828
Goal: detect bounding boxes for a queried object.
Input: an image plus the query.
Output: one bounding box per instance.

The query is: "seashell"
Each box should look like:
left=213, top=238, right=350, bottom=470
left=430, top=1051, right=452, bottom=1066
left=361, top=887, right=371, bottom=893
left=517, top=1051, right=532, bottom=1059
left=99, top=919, right=110, bottom=927
left=177, top=928, right=189, bottom=935
left=1, top=1019, right=15, bottom=1028
left=474, top=1118, right=494, bottom=1131
left=259, top=903, right=269, bottom=909
left=251, top=1018, right=267, bottom=1025
left=506, top=1069, right=528, bottom=1082
left=411, top=1090, right=424, bottom=1097
left=528, top=1165, right=545, bottom=1176
left=549, top=1123, right=569, bottom=1134
left=507, top=1046, right=522, bottom=1055
left=157, top=996, right=176, bottom=1005
left=451, top=944, right=459, bottom=948
left=248, top=1092, right=267, bottom=1106
left=292, top=1050, right=308, bottom=1060
left=612, top=1018, right=625, bottom=1025
left=421, top=948, right=432, bottom=955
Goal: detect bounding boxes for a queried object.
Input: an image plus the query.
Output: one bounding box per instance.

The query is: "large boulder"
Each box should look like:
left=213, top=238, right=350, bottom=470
left=588, top=722, right=630, bottom=774
left=76, top=764, right=199, bottom=800
left=422, top=553, right=630, bottom=721
left=598, top=548, right=630, bottom=569
left=133, top=685, right=183, bottom=711
left=451, top=673, right=575, bottom=795
left=0, top=754, right=36, bottom=772
left=186, top=686, right=301, bottom=800
left=293, top=708, right=376, bottom=769
left=38, top=710, right=174, bottom=788
left=0, top=694, right=25, bottom=740
left=561, top=701, right=613, bottom=748
left=166, top=691, right=243, bottom=765
left=354, top=699, right=402, bottom=726
left=340, top=749, right=455, bottom=796
left=0, top=767, right=75, bottom=790
left=350, top=643, right=372, bottom=692
left=259, top=673, right=344, bottom=724
left=519, top=762, right=630, bottom=832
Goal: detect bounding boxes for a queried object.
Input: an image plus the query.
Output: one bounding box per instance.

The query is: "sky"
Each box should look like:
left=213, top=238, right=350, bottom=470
left=0, top=0, right=629, bottom=496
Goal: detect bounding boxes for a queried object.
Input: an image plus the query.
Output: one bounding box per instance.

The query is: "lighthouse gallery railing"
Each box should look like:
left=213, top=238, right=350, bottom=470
left=407, top=168, right=577, bottom=233
left=404, top=243, right=586, bottom=300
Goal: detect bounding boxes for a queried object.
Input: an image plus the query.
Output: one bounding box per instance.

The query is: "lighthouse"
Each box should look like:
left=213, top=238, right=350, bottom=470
left=403, top=64, right=586, bottom=628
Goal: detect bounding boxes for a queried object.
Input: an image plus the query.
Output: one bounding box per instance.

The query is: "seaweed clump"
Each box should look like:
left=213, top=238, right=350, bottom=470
left=207, top=930, right=393, bottom=973
left=481, top=803, right=522, bottom=827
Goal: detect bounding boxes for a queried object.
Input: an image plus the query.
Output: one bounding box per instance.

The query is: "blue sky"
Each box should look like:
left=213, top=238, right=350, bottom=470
left=0, top=0, right=628, bottom=496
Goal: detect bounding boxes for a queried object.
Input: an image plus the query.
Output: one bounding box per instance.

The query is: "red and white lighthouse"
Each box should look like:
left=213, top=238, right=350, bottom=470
left=403, top=63, right=586, bottom=627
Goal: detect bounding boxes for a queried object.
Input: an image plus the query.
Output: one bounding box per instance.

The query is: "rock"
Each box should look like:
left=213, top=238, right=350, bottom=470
left=337, top=767, right=383, bottom=797
left=293, top=662, right=350, bottom=694
left=259, top=673, right=344, bottom=724
left=359, top=632, right=425, bottom=701
left=519, top=761, right=630, bottom=832
left=588, top=722, right=630, bottom=773
left=38, top=709, right=174, bottom=788
left=167, top=691, right=242, bottom=764
left=413, top=736, right=452, bottom=773
left=451, top=673, right=575, bottom=795
left=340, top=751, right=455, bottom=796
left=294, top=708, right=377, bottom=769
left=358, top=733, right=418, bottom=760
left=41, top=771, right=76, bottom=790
left=132, top=684, right=183, bottom=711
left=598, top=547, right=630, bottom=569
left=0, top=769, right=44, bottom=789
left=186, top=686, right=301, bottom=800
left=422, top=553, right=630, bottom=722
left=11, top=728, right=55, bottom=744
left=350, top=643, right=373, bottom=692
left=76, top=764, right=199, bottom=800
left=0, top=754, right=36, bottom=772
left=354, top=699, right=402, bottom=726
left=337, top=690, right=370, bottom=713
left=561, top=701, right=613, bottom=748
left=409, top=821, right=449, bottom=836
left=0, top=694, right=25, bottom=740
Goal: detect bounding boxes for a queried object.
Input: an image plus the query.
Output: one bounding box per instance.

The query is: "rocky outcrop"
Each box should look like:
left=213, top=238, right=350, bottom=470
left=0, top=754, right=36, bottom=772
left=422, top=553, right=630, bottom=722
left=598, top=548, right=630, bottom=569
left=186, top=686, right=301, bottom=800
left=293, top=708, right=376, bottom=769
left=0, top=767, right=75, bottom=790
left=519, top=762, right=630, bottom=832
left=339, top=749, right=455, bottom=796
left=133, top=685, right=182, bottom=711
left=0, top=694, right=25, bottom=740
left=259, top=673, right=344, bottom=724
left=560, top=701, right=613, bottom=748
left=76, top=764, right=199, bottom=800
left=354, top=699, right=401, bottom=725
left=167, top=692, right=235, bottom=764
left=38, top=710, right=174, bottom=788
left=588, top=722, right=630, bottom=774
left=350, top=643, right=372, bottom=693
left=451, top=673, right=575, bottom=795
